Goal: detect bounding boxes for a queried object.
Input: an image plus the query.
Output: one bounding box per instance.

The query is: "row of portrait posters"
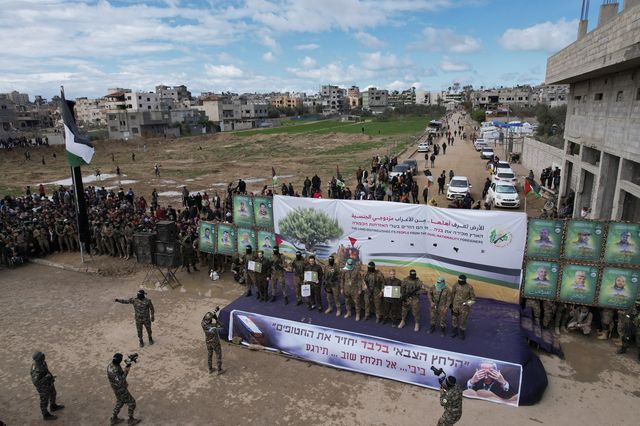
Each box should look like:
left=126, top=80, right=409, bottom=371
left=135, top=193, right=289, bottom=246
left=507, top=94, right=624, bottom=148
left=526, top=219, right=639, bottom=266
left=232, top=195, right=275, bottom=229
left=198, top=222, right=276, bottom=258
left=522, top=261, right=639, bottom=309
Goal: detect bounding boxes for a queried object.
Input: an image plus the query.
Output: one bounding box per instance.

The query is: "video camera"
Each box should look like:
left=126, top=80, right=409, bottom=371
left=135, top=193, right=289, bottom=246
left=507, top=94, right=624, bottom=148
left=431, top=366, right=447, bottom=383
left=124, top=353, right=139, bottom=367
left=210, top=306, right=221, bottom=321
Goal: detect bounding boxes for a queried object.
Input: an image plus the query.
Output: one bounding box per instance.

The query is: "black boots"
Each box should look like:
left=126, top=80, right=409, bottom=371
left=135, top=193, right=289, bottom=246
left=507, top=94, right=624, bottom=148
left=43, top=413, right=57, bottom=421
left=284, top=296, right=289, bottom=305
left=428, top=325, right=436, bottom=334
left=460, top=330, right=465, bottom=340
left=139, top=339, right=144, bottom=348
left=50, top=404, right=64, bottom=412
left=149, top=337, right=154, bottom=345
left=440, top=326, right=446, bottom=337
left=245, top=289, right=252, bottom=297
left=451, top=327, right=458, bottom=338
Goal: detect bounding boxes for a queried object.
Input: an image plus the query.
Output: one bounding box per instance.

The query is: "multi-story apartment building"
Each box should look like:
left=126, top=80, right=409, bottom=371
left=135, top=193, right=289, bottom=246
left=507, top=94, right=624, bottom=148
left=362, top=87, right=389, bottom=114
left=320, top=85, right=345, bottom=115
left=545, top=0, right=640, bottom=221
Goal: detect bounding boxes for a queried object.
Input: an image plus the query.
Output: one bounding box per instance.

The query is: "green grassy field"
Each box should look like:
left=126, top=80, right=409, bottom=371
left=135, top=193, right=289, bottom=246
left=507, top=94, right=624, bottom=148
left=234, top=116, right=431, bottom=137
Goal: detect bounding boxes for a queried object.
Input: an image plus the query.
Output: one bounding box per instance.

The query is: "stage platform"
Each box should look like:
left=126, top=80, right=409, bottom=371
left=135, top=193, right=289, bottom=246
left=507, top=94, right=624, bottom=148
left=219, top=276, right=547, bottom=406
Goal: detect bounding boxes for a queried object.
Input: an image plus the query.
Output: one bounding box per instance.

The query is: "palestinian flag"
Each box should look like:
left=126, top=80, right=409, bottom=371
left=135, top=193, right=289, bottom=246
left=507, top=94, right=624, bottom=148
left=272, top=166, right=278, bottom=186
left=524, top=177, right=541, bottom=198
left=61, top=89, right=94, bottom=167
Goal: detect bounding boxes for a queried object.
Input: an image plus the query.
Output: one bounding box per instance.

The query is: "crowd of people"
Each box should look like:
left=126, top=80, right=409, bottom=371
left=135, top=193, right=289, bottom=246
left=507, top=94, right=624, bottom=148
left=522, top=297, right=640, bottom=361
left=0, top=135, right=49, bottom=149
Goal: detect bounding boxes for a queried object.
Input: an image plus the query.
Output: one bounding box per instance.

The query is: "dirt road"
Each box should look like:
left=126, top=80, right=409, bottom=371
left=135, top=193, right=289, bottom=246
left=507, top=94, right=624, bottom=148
left=1, top=257, right=638, bottom=425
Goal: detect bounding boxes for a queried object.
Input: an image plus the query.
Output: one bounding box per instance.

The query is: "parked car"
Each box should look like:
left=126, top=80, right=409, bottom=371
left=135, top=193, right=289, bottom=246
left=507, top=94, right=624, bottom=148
left=491, top=169, right=517, bottom=186
left=402, top=159, right=418, bottom=174
left=418, top=142, right=429, bottom=152
left=480, top=147, right=495, bottom=159
left=446, top=176, right=472, bottom=200
left=474, top=139, right=488, bottom=151
left=485, top=182, right=521, bottom=208
left=389, top=164, right=410, bottom=179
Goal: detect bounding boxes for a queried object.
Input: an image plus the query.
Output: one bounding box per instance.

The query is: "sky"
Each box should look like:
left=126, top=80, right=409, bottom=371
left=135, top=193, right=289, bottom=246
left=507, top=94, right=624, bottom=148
left=0, top=0, right=604, bottom=100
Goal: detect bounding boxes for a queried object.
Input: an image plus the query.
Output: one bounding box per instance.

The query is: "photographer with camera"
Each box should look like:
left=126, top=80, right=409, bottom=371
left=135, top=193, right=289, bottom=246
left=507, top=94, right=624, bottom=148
left=107, top=353, right=141, bottom=425
left=202, top=307, right=225, bottom=375
left=432, top=367, right=463, bottom=426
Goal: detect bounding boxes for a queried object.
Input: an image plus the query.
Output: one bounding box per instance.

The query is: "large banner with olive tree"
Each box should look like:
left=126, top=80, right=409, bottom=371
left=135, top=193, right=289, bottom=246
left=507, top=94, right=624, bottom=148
left=273, top=196, right=527, bottom=303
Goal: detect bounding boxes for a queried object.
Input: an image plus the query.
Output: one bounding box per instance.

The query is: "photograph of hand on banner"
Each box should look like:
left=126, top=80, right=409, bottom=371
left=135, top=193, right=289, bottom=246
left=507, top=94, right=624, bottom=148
left=198, top=222, right=215, bottom=254
left=460, top=360, right=520, bottom=405
left=596, top=267, right=640, bottom=310
left=603, top=222, right=640, bottom=266
left=559, top=264, right=598, bottom=305
left=237, top=227, right=257, bottom=254
left=216, top=224, right=236, bottom=256
left=233, top=195, right=254, bottom=228
left=253, top=196, right=274, bottom=229
left=563, top=220, right=604, bottom=262
left=525, top=219, right=563, bottom=259
left=522, top=260, right=559, bottom=300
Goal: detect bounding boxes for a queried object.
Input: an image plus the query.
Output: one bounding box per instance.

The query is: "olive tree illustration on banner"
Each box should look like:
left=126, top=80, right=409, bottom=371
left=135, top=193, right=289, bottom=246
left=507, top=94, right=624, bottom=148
left=279, top=207, right=343, bottom=253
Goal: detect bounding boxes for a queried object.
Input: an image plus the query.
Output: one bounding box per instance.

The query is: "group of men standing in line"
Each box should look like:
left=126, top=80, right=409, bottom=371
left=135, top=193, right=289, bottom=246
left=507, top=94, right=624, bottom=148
left=236, top=245, right=477, bottom=339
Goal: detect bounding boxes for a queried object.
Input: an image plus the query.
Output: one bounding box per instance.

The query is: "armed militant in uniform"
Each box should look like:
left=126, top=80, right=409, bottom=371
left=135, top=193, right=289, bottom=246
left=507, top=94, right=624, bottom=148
left=323, top=255, right=342, bottom=316
left=429, top=277, right=451, bottom=336
left=107, top=353, right=141, bottom=425
left=291, top=251, right=306, bottom=306
left=363, top=261, right=385, bottom=322
left=269, top=246, right=288, bottom=304
left=31, top=351, right=64, bottom=421
left=341, top=258, right=363, bottom=320
left=304, top=255, right=324, bottom=311
left=438, top=375, right=463, bottom=426
left=399, top=269, right=424, bottom=331
left=202, top=308, right=225, bottom=375
left=115, top=289, right=155, bottom=347
left=450, top=274, right=475, bottom=339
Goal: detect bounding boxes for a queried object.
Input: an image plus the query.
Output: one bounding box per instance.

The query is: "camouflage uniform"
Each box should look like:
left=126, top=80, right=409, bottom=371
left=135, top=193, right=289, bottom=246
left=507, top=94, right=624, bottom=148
left=55, top=222, right=67, bottom=252
left=428, top=284, right=451, bottom=332
left=115, top=296, right=155, bottom=346
left=202, top=314, right=222, bottom=373
left=383, top=276, right=402, bottom=325
left=525, top=298, right=541, bottom=325
left=253, top=254, right=272, bottom=302
left=304, top=261, right=324, bottom=310
left=450, top=279, right=475, bottom=336
left=364, top=269, right=386, bottom=322
left=102, top=224, right=115, bottom=256
left=123, top=224, right=134, bottom=260
left=63, top=223, right=75, bottom=252
left=542, top=300, right=556, bottom=329
left=107, top=361, right=136, bottom=422
left=399, top=275, right=424, bottom=331
left=242, top=251, right=256, bottom=297
left=341, top=268, right=363, bottom=319
left=113, top=226, right=126, bottom=258
left=31, top=354, right=61, bottom=418
left=437, top=384, right=463, bottom=425
left=270, top=253, right=288, bottom=303
left=92, top=222, right=104, bottom=255
left=323, top=262, right=342, bottom=315
left=598, top=308, right=614, bottom=340
left=554, top=302, right=570, bottom=334
left=292, top=257, right=306, bottom=304
left=617, top=304, right=640, bottom=360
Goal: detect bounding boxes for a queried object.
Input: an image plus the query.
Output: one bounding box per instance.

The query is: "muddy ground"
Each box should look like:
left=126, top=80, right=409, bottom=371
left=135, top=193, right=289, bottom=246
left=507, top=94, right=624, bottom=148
left=0, top=257, right=638, bottom=426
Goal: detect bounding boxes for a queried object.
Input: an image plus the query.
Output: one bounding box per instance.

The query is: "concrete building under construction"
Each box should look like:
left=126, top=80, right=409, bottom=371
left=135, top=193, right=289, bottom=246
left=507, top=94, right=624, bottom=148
left=546, top=0, right=640, bottom=221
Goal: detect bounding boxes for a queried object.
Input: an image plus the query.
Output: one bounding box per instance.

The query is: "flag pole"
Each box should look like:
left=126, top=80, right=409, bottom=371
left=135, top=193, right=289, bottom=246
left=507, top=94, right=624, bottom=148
left=70, top=165, right=85, bottom=263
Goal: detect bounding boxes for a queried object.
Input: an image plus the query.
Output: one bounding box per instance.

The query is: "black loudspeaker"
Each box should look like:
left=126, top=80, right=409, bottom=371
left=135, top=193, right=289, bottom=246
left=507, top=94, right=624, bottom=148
left=155, top=241, right=179, bottom=255
left=156, top=221, right=178, bottom=242
left=155, top=252, right=181, bottom=268
left=134, top=232, right=156, bottom=265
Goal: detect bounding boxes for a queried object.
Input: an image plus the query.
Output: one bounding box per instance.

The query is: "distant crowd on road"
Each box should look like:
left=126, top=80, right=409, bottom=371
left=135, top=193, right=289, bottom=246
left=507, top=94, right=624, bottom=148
left=0, top=136, right=49, bottom=150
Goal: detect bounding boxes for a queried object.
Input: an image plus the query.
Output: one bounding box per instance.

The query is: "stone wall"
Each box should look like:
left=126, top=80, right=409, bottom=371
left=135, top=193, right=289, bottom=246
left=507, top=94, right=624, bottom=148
left=521, top=136, right=579, bottom=191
